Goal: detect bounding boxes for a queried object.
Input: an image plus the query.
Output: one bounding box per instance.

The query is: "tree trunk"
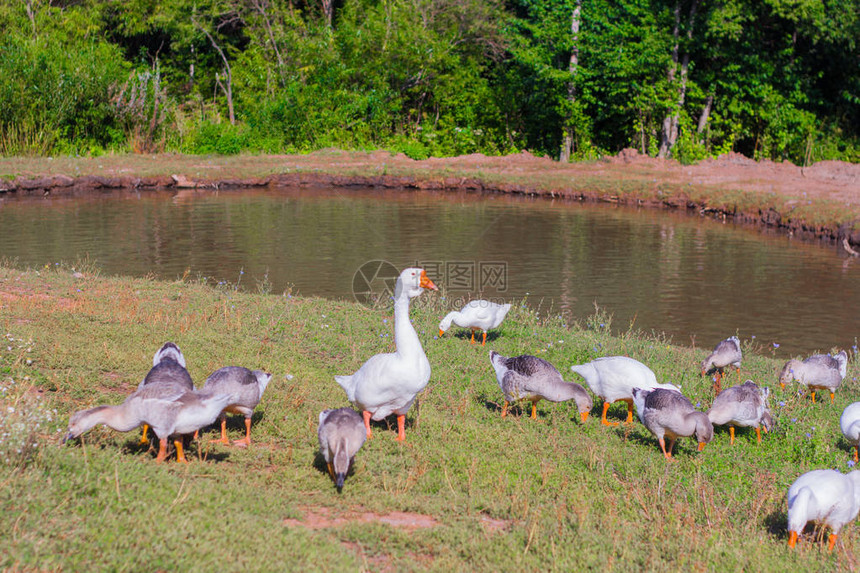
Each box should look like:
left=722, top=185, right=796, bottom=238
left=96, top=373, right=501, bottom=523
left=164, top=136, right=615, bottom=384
left=250, top=0, right=287, bottom=85
left=194, top=17, right=236, bottom=125
left=321, top=0, right=333, bottom=28
left=658, top=0, right=698, bottom=158
left=559, top=0, right=581, bottom=163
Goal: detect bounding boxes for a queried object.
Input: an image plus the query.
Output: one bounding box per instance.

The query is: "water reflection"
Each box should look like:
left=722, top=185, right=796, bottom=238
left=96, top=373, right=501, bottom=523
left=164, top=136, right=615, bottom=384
left=1, top=186, right=857, bottom=357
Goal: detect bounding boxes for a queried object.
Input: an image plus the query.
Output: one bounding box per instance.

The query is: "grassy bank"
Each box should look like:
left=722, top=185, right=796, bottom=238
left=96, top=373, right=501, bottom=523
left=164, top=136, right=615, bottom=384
left=0, top=263, right=858, bottom=571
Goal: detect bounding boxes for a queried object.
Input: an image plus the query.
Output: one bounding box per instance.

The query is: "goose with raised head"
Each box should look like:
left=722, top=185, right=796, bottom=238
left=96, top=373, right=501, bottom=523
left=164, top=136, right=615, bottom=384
left=335, top=267, right=438, bottom=441
left=201, top=366, right=272, bottom=447
left=64, top=388, right=234, bottom=463
left=137, top=342, right=195, bottom=445
left=490, top=352, right=592, bottom=421
left=707, top=380, right=772, bottom=444
left=438, top=300, right=512, bottom=346
left=779, top=350, right=848, bottom=403
left=318, top=408, right=367, bottom=490
left=632, top=387, right=713, bottom=459
left=701, top=336, right=742, bottom=393
left=840, top=402, right=860, bottom=463
left=570, top=356, right=679, bottom=426
left=787, top=469, right=860, bottom=551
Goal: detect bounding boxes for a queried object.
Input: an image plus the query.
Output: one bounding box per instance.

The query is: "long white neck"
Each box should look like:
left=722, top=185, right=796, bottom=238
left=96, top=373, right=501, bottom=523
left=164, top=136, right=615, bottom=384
left=394, top=290, right=421, bottom=358
left=439, top=311, right=458, bottom=332
left=570, top=363, right=597, bottom=386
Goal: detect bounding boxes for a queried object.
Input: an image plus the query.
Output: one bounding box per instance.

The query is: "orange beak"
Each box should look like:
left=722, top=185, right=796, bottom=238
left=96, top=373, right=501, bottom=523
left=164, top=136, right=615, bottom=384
left=697, top=442, right=706, bottom=452
left=780, top=382, right=785, bottom=389
left=419, top=270, right=438, bottom=291
left=438, top=328, right=445, bottom=337
left=580, top=411, right=589, bottom=423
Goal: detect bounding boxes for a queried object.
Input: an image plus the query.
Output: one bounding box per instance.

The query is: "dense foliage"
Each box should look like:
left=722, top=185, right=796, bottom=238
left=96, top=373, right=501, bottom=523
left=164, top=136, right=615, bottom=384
left=1, top=0, right=857, bottom=163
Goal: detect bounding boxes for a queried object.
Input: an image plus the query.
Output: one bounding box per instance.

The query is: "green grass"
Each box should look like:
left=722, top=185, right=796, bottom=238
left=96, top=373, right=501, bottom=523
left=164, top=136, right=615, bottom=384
left=0, top=263, right=858, bottom=571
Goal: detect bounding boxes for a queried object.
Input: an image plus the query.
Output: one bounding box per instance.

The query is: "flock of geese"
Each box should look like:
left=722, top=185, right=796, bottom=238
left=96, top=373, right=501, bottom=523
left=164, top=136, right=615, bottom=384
left=64, top=267, right=860, bottom=552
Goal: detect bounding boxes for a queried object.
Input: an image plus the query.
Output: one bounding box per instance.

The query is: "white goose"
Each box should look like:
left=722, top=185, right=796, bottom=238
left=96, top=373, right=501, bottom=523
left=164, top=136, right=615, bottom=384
left=779, top=350, right=848, bottom=403
left=840, top=402, right=860, bottom=463
left=700, top=336, right=742, bottom=393
left=336, top=267, right=438, bottom=441
left=787, top=469, right=860, bottom=551
left=438, top=300, right=512, bottom=346
left=570, top=356, right=679, bottom=426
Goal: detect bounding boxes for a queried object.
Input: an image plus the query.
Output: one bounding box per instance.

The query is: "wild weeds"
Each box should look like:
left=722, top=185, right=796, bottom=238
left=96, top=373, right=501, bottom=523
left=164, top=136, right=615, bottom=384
left=0, top=335, right=58, bottom=469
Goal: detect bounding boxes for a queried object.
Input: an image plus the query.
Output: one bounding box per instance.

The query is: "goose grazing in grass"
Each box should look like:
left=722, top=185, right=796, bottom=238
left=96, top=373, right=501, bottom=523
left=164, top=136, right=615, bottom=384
left=137, top=342, right=195, bottom=445
left=201, top=366, right=273, bottom=447
left=787, top=469, right=860, bottom=551
left=840, top=402, right=860, bottom=463
left=490, top=352, right=593, bottom=421
left=707, top=380, right=773, bottom=444
left=64, top=387, right=235, bottom=463
left=779, top=350, right=848, bottom=403
left=700, top=336, right=742, bottom=394
left=438, top=300, right=512, bottom=346
left=318, top=408, right=367, bottom=490
left=570, top=356, right=679, bottom=426
left=632, top=387, right=713, bottom=459
left=335, top=267, right=438, bottom=441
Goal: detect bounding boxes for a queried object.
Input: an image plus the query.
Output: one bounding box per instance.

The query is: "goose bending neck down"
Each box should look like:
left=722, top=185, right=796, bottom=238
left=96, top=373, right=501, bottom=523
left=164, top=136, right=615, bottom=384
left=438, top=300, right=511, bottom=346
left=65, top=390, right=234, bottom=463
left=335, top=268, right=438, bottom=441
left=632, top=387, right=713, bottom=459
left=787, top=469, right=860, bottom=551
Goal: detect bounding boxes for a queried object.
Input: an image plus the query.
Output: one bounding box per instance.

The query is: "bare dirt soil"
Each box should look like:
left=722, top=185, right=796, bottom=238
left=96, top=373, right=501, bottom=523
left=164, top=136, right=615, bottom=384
left=1, top=149, right=858, bottom=245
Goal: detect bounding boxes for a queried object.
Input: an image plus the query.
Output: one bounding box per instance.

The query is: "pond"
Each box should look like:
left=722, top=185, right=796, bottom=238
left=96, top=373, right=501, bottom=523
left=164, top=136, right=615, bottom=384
left=1, top=185, right=858, bottom=358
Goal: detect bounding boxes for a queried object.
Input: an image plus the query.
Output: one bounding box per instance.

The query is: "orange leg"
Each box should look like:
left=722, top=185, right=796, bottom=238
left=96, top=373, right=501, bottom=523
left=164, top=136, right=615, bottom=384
left=395, top=414, right=406, bottom=442
left=729, top=426, right=735, bottom=445
left=139, top=424, right=150, bottom=445
left=601, top=401, right=619, bottom=427
left=755, top=427, right=762, bottom=443
left=788, top=531, right=798, bottom=548
left=530, top=401, right=537, bottom=420
left=210, top=416, right=230, bottom=445
left=623, top=399, right=634, bottom=424
left=481, top=332, right=487, bottom=346
left=828, top=533, right=837, bottom=552
left=363, top=410, right=373, bottom=439
left=327, top=462, right=335, bottom=481
left=812, top=391, right=816, bottom=404
left=855, top=446, right=859, bottom=463
left=667, top=438, right=677, bottom=457
left=174, top=439, right=188, bottom=463
left=501, top=400, right=509, bottom=418
left=470, top=330, right=476, bottom=344
left=713, top=371, right=722, bottom=395
left=156, top=438, right=168, bottom=463
left=233, top=418, right=252, bottom=447
left=658, top=438, right=672, bottom=460
left=830, top=392, right=835, bottom=404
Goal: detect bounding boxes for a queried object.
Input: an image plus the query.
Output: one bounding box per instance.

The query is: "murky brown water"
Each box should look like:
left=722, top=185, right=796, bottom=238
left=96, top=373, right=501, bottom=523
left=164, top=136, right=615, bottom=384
left=1, top=186, right=858, bottom=357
